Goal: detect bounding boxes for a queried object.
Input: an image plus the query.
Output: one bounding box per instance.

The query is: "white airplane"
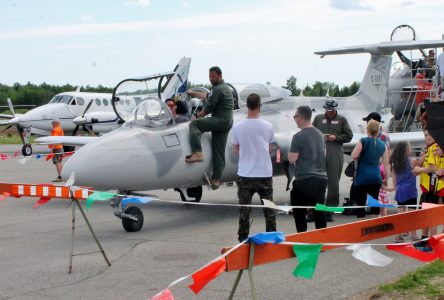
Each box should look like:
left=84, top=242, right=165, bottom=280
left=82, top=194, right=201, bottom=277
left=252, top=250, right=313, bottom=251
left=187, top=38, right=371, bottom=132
left=36, top=38, right=444, bottom=232
left=0, top=57, right=191, bottom=156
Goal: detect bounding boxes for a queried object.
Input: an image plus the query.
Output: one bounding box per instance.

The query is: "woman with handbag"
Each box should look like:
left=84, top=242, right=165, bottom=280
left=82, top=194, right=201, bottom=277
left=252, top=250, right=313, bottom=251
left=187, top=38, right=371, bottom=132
left=351, top=120, right=391, bottom=218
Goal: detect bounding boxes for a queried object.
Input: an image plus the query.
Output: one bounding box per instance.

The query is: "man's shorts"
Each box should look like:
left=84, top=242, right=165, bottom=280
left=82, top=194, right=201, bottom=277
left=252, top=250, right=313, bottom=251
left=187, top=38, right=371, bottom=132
left=52, top=149, right=63, bottom=164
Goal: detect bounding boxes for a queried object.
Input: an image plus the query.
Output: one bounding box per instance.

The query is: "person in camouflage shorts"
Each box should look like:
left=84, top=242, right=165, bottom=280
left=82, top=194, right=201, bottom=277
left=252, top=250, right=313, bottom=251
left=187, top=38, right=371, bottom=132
left=232, top=93, right=276, bottom=242
left=237, top=177, right=276, bottom=242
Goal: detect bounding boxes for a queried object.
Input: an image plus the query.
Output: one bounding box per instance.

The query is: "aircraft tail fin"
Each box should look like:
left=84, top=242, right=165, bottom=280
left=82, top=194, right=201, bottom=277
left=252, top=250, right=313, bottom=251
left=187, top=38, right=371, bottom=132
left=162, top=57, right=191, bottom=100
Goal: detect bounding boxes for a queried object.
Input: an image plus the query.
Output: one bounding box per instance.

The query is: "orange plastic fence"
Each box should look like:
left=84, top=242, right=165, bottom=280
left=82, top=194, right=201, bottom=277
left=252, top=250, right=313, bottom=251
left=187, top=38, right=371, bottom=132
left=0, top=182, right=92, bottom=200
left=222, top=205, right=444, bottom=271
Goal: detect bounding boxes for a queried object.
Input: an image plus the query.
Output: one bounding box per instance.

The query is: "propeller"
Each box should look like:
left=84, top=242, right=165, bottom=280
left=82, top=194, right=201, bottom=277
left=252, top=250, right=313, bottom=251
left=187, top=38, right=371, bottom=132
left=72, top=99, right=94, bottom=136
left=7, top=98, right=15, bottom=117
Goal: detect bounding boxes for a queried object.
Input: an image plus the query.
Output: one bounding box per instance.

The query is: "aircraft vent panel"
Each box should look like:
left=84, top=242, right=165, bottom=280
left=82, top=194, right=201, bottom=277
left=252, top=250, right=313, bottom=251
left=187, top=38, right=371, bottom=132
left=162, top=134, right=180, bottom=147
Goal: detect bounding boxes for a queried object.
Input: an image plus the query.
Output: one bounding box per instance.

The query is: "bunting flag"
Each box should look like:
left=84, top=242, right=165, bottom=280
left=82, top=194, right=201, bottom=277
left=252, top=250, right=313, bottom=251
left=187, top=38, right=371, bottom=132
left=0, top=192, right=10, bottom=201
left=121, top=196, right=152, bottom=209
left=292, top=244, right=322, bottom=279
left=346, top=244, right=393, bottom=267
left=422, top=203, right=440, bottom=209
left=367, top=195, right=396, bottom=208
left=33, top=197, right=51, bottom=209
left=45, top=154, right=54, bottom=161
left=62, top=152, right=74, bottom=159
left=13, top=150, right=19, bottom=157
left=149, top=288, right=175, bottom=300
left=1, top=153, right=11, bottom=160
left=85, top=191, right=116, bottom=210
left=188, top=257, right=226, bottom=294
left=276, top=148, right=281, bottom=163
left=429, top=234, right=444, bottom=261
left=262, top=199, right=293, bottom=213
left=18, top=156, right=31, bottom=165
left=35, top=154, right=42, bottom=160
left=314, top=203, right=345, bottom=213
left=247, top=232, right=285, bottom=245
left=386, top=244, right=438, bottom=262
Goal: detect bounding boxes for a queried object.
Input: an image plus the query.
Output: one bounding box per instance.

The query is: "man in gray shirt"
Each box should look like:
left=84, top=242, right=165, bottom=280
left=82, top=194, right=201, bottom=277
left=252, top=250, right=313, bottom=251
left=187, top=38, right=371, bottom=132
left=288, top=106, right=327, bottom=232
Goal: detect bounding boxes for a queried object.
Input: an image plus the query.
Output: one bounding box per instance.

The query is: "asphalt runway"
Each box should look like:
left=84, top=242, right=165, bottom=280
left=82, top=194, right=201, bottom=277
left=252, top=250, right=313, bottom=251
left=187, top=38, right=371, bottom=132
left=0, top=145, right=423, bottom=300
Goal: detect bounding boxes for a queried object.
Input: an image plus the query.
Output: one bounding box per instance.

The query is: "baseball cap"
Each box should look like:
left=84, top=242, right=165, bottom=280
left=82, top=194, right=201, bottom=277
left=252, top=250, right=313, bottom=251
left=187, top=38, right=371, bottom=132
left=363, top=112, right=383, bottom=123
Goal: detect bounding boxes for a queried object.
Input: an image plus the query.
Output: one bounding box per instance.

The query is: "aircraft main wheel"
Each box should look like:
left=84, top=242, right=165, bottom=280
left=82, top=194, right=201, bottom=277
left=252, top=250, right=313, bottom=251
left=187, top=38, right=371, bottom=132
left=178, top=186, right=202, bottom=203
left=122, top=206, right=144, bottom=232
left=22, top=144, right=32, bottom=156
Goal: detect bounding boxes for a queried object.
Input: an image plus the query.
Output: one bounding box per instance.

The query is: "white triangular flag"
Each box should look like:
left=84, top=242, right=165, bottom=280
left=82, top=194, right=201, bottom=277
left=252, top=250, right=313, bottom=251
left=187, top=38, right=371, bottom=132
left=65, top=172, right=75, bottom=187
left=262, top=199, right=293, bottom=213
left=18, top=157, right=31, bottom=165
left=346, top=244, right=393, bottom=267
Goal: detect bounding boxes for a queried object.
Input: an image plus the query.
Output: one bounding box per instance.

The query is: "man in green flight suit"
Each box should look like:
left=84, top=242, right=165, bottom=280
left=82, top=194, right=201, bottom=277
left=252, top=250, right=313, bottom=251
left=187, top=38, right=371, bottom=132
left=185, top=66, right=234, bottom=189
left=313, top=99, right=353, bottom=222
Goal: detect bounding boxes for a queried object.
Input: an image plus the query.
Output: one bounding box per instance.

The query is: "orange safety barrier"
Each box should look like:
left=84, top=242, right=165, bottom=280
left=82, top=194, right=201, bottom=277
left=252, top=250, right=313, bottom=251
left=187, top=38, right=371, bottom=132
left=222, top=205, right=444, bottom=271
left=0, top=182, right=92, bottom=200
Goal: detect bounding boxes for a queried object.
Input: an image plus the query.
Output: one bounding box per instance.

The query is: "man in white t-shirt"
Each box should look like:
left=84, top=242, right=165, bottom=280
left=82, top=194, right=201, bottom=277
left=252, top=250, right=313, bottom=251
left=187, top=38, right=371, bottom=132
left=438, top=48, right=444, bottom=100
left=232, top=93, right=276, bottom=242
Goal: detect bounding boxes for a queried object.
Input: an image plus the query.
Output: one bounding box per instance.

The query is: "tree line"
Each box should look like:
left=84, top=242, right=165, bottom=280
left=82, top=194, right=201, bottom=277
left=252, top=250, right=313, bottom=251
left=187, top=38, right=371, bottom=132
left=0, top=77, right=360, bottom=110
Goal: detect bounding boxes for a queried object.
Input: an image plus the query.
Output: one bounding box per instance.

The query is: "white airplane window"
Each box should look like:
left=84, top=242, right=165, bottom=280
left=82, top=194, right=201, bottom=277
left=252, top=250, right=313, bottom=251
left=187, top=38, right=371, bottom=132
left=49, top=95, right=61, bottom=104
left=95, top=98, right=101, bottom=106
left=128, top=98, right=173, bottom=128
left=103, top=99, right=109, bottom=106
left=239, top=84, right=271, bottom=105
left=76, top=97, right=85, bottom=105
left=59, top=95, right=73, bottom=104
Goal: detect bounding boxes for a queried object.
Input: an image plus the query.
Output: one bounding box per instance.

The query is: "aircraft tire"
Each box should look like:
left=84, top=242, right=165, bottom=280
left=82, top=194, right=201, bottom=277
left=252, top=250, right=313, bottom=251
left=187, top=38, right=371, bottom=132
left=22, top=144, right=32, bottom=156
left=178, top=186, right=202, bottom=203
left=122, top=206, right=144, bottom=232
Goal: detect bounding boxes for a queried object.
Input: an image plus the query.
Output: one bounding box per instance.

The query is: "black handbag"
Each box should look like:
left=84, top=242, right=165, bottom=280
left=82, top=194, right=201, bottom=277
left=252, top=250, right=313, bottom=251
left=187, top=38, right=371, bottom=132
left=344, top=160, right=357, bottom=178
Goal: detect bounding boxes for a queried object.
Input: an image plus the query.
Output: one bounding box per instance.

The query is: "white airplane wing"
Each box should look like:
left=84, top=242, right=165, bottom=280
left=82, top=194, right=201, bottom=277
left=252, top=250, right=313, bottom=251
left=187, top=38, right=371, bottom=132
left=315, top=40, right=444, bottom=56
left=343, top=131, right=424, bottom=152
left=35, top=136, right=98, bottom=146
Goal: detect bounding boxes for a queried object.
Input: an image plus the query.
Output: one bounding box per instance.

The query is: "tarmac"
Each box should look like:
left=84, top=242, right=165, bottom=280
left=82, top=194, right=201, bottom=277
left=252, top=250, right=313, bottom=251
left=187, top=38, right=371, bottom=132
left=0, top=144, right=423, bottom=300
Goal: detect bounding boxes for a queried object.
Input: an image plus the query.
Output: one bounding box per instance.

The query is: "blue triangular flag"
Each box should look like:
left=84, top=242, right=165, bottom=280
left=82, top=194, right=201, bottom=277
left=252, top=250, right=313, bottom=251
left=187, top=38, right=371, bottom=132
left=247, top=232, right=285, bottom=245
left=367, top=194, right=395, bottom=208
left=35, top=154, right=42, bottom=160
left=121, top=196, right=152, bottom=209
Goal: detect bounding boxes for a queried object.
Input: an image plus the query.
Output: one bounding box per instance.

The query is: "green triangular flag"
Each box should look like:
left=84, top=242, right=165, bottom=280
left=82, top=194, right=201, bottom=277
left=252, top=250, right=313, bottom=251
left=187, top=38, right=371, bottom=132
left=315, top=203, right=344, bottom=213
left=86, top=191, right=116, bottom=210
left=292, top=244, right=322, bottom=279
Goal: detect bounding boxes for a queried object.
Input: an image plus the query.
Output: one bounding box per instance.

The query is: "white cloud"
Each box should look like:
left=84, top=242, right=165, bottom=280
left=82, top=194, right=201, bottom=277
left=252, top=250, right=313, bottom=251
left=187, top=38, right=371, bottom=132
left=195, top=39, right=227, bottom=46
left=125, top=0, right=150, bottom=7
left=183, top=1, right=190, bottom=7
left=81, top=13, right=94, bottom=21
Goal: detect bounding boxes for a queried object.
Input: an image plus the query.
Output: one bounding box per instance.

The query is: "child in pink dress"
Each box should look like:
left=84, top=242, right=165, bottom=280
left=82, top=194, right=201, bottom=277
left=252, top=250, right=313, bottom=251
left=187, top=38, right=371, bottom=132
left=378, top=164, right=390, bottom=217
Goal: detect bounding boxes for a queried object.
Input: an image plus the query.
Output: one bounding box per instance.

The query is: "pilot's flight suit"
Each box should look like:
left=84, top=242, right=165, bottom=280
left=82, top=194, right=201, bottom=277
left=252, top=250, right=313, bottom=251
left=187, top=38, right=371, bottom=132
left=189, top=80, right=234, bottom=180
left=313, top=113, right=353, bottom=207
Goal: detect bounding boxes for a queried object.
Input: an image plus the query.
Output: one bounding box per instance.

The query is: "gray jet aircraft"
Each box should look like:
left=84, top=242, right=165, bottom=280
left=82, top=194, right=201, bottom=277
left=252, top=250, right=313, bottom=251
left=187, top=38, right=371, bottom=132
left=37, top=38, right=444, bottom=232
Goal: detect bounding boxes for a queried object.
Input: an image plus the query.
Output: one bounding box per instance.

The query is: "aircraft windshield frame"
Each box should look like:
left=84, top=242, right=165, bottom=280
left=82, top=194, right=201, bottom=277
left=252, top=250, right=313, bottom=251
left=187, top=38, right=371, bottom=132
left=111, top=72, right=175, bottom=123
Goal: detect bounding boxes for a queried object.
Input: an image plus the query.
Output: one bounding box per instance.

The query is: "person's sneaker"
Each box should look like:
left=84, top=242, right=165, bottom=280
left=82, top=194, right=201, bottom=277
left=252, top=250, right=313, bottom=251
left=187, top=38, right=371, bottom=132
left=52, top=176, right=62, bottom=182
left=395, top=236, right=405, bottom=243
left=326, top=213, right=334, bottom=222
left=185, top=152, right=204, bottom=163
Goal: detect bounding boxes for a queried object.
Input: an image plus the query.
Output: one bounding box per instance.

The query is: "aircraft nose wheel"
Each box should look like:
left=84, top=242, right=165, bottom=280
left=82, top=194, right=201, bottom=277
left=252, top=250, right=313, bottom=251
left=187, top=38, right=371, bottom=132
left=121, top=206, right=144, bottom=232
left=22, top=144, right=32, bottom=156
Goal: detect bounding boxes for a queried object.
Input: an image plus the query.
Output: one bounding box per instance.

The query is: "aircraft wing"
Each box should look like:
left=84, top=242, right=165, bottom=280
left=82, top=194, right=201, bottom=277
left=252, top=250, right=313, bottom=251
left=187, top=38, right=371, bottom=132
left=343, top=131, right=425, bottom=153
left=0, top=114, right=14, bottom=119
left=35, top=136, right=98, bottom=146
left=315, top=40, right=444, bottom=56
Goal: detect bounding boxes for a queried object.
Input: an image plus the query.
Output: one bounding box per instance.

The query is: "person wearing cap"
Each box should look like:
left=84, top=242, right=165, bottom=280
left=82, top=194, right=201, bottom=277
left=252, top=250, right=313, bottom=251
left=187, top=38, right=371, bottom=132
left=438, top=48, right=444, bottom=101
left=49, top=118, right=64, bottom=182
left=313, top=99, right=353, bottom=222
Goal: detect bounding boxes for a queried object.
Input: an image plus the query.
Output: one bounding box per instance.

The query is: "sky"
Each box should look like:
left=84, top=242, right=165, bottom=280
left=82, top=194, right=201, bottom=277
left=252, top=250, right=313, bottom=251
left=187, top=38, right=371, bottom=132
left=0, top=0, right=443, bottom=89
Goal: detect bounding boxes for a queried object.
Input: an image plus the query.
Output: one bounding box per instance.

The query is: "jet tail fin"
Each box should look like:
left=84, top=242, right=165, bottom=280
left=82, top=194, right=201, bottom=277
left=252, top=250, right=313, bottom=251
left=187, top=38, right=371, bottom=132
left=162, top=57, right=191, bottom=100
